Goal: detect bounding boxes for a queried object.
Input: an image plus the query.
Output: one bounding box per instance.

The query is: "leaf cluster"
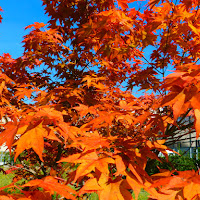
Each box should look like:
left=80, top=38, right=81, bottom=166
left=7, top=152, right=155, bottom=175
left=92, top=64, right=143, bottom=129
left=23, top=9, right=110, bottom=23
left=1, top=0, right=200, bottom=199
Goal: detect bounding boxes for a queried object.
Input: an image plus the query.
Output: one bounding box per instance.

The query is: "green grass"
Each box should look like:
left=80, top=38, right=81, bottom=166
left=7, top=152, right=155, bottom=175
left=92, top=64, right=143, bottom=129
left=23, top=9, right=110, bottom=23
left=87, top=191, right=149, bottom=200
left=0, top=170, right=149, bottom=200
left=137, top=190, right=149, bottom=200
left=87, top=190, right=149, bottom=200
left=0, top=171, right=15, bottom=188
left=132, top=189, right=149, bottom=200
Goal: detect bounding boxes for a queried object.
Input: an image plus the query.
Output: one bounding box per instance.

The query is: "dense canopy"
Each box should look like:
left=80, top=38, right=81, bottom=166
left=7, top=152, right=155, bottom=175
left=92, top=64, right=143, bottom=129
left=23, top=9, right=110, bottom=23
left=0, top=0, right=200, bottom=199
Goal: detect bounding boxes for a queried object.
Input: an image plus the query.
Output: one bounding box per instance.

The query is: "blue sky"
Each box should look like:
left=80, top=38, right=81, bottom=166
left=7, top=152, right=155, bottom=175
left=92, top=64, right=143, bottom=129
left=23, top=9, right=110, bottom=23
left=0, top=0, right=49, bottom=58
left=0, top=0, right=166, bottom=95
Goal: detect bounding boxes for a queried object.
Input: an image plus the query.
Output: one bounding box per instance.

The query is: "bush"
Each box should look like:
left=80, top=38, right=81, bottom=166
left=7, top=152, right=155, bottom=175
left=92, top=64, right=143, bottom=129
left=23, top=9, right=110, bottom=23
left=146, top=155, right=198, bottom=175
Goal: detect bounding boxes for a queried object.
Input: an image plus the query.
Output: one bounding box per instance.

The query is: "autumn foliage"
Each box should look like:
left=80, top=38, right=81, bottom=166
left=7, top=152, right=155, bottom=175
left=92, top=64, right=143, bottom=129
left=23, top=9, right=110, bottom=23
left=1, top=0, right=200, bottom=199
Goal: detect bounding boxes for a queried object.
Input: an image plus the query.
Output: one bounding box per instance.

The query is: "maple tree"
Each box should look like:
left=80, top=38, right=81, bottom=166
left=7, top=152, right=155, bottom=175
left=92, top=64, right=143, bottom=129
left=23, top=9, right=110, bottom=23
left=1, top=0, right=200, bottom=199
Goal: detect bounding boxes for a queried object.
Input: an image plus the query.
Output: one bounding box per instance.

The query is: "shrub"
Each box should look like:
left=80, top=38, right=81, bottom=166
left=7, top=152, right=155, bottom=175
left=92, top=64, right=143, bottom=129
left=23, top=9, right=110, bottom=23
left=146, top=155, right=198, bottom=175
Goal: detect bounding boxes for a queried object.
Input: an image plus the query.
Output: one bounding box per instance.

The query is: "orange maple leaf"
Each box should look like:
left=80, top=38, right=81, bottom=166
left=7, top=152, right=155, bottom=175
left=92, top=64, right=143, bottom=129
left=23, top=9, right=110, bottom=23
left=23, top=176, right=76, bottom=200
left=14, top=123, right=48, bottom=162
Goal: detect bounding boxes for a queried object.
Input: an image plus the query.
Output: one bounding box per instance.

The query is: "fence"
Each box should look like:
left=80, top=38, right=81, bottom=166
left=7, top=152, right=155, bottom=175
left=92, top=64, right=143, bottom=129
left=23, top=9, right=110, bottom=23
left=170, top=147, right=200, bottom=160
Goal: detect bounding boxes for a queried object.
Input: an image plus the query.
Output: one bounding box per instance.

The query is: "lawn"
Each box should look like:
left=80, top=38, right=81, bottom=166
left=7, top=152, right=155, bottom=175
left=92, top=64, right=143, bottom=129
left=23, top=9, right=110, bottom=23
left=133, top=189, right=149, bottom=200
left=0, top=170, right=14, bottom=188
left=0, top=170, right=149, bottom=200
